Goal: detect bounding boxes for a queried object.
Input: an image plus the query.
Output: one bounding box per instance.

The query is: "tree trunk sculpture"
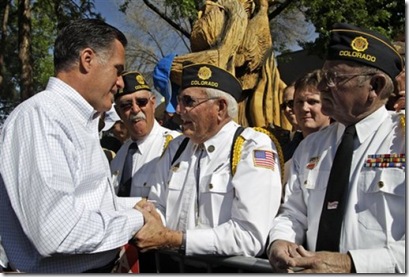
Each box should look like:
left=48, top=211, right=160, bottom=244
left=170, top=0, right=290, bottom=130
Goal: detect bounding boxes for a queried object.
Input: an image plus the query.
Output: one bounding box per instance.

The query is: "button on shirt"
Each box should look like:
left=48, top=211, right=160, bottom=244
left=111, top=120, right=180, bottom=197
left=0, top=77, right=144, bottom=273
left=269, top=107, right=405, bottom=273
left=148, top=120, right=282, bottom=257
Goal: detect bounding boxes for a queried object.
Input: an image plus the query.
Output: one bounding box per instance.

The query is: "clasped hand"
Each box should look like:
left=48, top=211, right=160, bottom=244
left=268, top=240, right=353, bottom=273
left=131, top=199, right=167, bottom=252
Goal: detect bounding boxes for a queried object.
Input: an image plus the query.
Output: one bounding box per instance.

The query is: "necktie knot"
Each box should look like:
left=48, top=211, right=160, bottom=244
left=344, top=124, right=356, bottom=137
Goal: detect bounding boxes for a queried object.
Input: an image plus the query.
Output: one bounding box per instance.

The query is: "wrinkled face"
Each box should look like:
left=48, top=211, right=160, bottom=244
left=176, top=87, right=220, bottom=144
left=281, top=85, right=298, bottom=128
left=87, top=40, right=125, bottom=112
left=318, top=60, right=375, bottom=125
left=294, top=86, right=330, bottom=136
left=115, top=90, right=156, bottom=140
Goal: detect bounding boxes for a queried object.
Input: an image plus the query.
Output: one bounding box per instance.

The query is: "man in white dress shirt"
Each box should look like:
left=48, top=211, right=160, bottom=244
left=0, top=19, right=144, bottom=273
left=111, top=71, right=180, bottom=272
left=267, top=23, right=405, bottom=273
left=133, top=63, right=282, bottom=272
left=111, top=71, right=180, bottom=198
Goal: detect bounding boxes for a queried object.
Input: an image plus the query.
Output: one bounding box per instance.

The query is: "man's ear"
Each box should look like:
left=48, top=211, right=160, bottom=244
left=370, top=74, right=386, bottom=95
left=79, top=48, right=95, bottom=73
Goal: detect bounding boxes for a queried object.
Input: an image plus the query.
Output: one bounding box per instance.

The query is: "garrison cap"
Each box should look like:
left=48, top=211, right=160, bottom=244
left=327, top=23, right=404, bottom=79
left=116, top=71, right=151, bottom=100
left=181, top=63, right=242, bottom=101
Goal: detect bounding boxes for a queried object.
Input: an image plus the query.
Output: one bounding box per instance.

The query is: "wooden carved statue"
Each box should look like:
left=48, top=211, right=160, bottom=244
left=169, top=0, right=290, bottom=130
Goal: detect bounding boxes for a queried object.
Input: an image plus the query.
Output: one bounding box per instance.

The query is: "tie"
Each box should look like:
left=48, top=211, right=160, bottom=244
left=316, top=125, right=356, bottom=251
left=118, top=142, right=138, bottom=197
left=195, top=145, right=205, bottom=222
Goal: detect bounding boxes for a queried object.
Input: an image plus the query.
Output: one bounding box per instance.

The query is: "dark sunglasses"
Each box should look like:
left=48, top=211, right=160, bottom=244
left=280, top=100, right=294, bottom=110
left=118, top=97, right=150, bottom=110
left=177, top=95, right=219, bottom=108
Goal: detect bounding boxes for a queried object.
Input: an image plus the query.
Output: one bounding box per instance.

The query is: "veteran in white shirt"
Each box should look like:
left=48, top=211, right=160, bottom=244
left=267, top=23, right=405, bottom=273
left=133, top=64, right=282, bottom=271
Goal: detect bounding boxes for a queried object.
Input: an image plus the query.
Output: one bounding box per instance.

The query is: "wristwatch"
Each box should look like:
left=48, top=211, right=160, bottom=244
left=178, top=231, right=186, bottom=255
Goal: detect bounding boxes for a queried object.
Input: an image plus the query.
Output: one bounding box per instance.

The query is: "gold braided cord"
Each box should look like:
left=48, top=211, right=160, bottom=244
left=399, top=114, right=405, bottom=135
left=161, top=134, right=174, bottom=157
left=252, top=127, right=285, bottom=184
left=232, top=135, right=245, bottom=176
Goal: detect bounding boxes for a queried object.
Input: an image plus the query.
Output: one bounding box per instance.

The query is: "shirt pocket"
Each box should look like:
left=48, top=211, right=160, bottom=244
left=132, top=173, right=151, bottom=198
left=301, top=169, right=331, bottom=231
left=357, top=168, right=405, bottom=232
left=199, top=172, right=233, bottom=226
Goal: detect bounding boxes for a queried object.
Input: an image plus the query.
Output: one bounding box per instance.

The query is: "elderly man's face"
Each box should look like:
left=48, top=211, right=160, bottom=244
left=115, top=90, right=156, bottom=140
left=176, top=87, right=220, bottom=144
left=319, top=60, right=375, bottom=125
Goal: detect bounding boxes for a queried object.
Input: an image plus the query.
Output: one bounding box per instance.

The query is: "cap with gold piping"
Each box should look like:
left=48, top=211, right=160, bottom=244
left=327, top=23, right=404, bottom=79
left=181, top=63, right=242, bottom=101
left=115, top=71, right=151, bottom=100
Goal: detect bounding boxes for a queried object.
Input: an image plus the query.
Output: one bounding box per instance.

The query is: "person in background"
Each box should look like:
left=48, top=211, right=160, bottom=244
left=134, top=63, right=282, bottom=272
left=267, top=22, right=405, bottom=273
left=280, top=83, right=302, bottom=162
left=111, top=71, right=180, bottom=272
left=0, top=19, right=144, bottom=273
left=293, top=69, right=332, bottom=139
left=100, top=105, right=130, bottom=162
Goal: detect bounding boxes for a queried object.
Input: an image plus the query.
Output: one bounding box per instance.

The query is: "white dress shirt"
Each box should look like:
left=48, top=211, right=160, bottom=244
left=269, top=106, right=405, bottom=273
left=0, top=77, right=144, bottom=273
left=111, top=120, right=180, bottom=197
left=148, top=120, right=282, bottom=257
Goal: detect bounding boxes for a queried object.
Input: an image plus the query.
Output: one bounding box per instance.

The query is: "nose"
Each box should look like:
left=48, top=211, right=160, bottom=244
left=117, top=75, right=125, bottom=89
left=131, top=100, right=142, bottom=113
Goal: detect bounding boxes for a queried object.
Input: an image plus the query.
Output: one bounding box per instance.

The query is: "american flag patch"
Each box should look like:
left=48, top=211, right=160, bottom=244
left=253, top=150, right=275, bottom=170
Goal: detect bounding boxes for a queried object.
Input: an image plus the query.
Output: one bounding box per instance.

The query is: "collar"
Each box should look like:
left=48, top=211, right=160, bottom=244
left=198, top=120, right=238, bottom=159
left=336, top=106, right=388, bottom=144
left=47, top=77, right=99, bottom=127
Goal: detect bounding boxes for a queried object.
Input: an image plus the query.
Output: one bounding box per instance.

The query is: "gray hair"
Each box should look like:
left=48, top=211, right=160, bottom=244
left=205, top=88, right=238, bottom=118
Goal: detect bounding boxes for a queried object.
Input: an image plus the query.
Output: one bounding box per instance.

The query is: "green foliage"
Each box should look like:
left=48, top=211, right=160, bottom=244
left=0, top=0, right=102, bottom=124
left=299, top=0, right=405, bottom=56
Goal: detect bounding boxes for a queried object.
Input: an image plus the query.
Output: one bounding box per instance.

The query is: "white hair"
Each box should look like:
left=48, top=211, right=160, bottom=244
left=205, top=87, right=238, bottom=118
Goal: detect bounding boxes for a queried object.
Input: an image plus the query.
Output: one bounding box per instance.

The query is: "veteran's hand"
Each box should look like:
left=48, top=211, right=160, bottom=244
left=267, top=240, right=300, bottom=273
left=132, top=205, right=169, bottom=252
left=289, top=245, right=354, bottom=273
left=134, top=198, right=155, bottom=212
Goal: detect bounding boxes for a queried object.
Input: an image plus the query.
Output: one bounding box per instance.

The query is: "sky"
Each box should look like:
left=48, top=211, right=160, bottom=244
left=93, top=0, right=129, bottom=31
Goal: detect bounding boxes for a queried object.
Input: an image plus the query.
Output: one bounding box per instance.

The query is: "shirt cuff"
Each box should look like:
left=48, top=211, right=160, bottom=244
left=349, top=248, right=395, bottom=273
left=185, top=229, right=216, bottom=255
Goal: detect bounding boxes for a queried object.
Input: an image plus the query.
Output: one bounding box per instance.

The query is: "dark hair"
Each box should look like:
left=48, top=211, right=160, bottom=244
left=294, top=69, right=322, bottom=93
left=54, top=19, right=127, bottom=73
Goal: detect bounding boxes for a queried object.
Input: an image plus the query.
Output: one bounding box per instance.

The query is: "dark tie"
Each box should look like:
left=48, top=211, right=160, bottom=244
left=195, top=145, right=205, bottom=221
left=316, top=125, right=356, bottom=251
left=118, top=142, right=138, bottom=197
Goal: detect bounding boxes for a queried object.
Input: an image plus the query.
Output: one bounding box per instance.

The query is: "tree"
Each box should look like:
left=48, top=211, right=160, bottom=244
left=0, top=0, right=102, bottom=129
left=298, top=0, right=405, bottom=56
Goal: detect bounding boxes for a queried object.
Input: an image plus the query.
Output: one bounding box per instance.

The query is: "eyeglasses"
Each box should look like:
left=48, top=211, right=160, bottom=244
left=118, top=97, right=151, bottom=111
left=177, top=95, right=219, bottom=109
left=323, top=71, right=376, bottom=88
left=280, top=100, right=294, bottom=110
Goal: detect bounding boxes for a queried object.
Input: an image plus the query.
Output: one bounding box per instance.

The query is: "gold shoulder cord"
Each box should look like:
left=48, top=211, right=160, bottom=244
left=232, top=134, right=246, bottom=176
left=399, top=113, right=405, bottom=135
left=231, top=127, right=285, bottom=183
left=161, top=134, right=174, bottom=156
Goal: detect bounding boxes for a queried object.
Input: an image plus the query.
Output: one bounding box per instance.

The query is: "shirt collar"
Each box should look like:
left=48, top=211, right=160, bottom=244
left=200, top=120, right=238, bottom=159
left=337, top=106, right=388, bottom=144
left=47, top=77, right=99, bottom=126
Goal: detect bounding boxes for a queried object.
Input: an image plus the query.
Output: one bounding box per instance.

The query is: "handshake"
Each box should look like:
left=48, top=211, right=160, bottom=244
left=130, top=199, right=183, bottom=252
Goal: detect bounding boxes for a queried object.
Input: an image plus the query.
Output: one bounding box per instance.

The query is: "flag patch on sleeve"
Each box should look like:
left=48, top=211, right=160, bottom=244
left=253, top=150, right=275, bottom=170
